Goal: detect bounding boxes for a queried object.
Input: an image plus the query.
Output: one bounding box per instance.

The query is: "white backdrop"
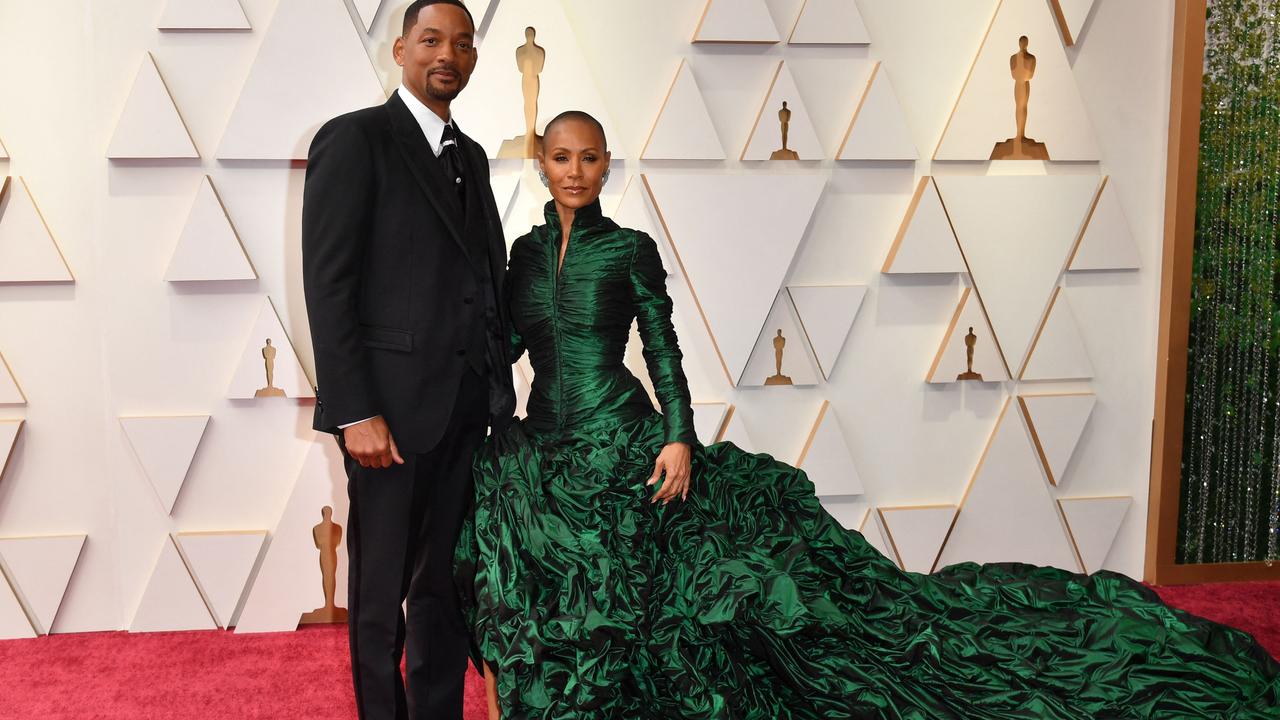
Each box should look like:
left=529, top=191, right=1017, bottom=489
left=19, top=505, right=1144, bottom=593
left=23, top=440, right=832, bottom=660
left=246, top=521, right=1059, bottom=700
left=0, top=0, right=1173, bottom=635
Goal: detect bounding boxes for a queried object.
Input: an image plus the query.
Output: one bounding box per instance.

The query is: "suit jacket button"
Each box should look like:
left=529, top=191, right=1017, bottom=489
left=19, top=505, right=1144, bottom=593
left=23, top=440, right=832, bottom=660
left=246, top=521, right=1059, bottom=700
left=456, top=349, right=466, bottom=356
left=464, top=296, right=474, bottom=305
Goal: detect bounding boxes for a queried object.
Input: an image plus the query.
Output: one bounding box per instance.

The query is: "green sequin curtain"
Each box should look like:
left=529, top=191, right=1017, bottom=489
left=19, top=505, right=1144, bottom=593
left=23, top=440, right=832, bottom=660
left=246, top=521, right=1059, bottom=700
left=1179, top=0, right=1280, bottom=563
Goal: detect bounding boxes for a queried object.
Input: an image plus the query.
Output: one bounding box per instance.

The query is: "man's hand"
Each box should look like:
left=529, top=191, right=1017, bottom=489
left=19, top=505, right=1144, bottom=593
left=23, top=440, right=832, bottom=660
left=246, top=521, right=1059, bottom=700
left=342, top=416, right=405, bottom=469
left=648, top=442, right=692, bottom=504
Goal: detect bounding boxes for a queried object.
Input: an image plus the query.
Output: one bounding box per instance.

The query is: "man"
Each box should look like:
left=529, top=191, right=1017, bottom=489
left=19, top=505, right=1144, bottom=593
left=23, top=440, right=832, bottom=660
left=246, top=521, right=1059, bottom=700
left=301, top=2, right=514, bottom=718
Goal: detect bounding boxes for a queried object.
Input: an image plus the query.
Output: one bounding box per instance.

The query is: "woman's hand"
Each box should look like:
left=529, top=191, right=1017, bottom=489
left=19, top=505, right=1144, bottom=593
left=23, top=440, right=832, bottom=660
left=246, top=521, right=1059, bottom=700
left=648, top=442, right=692, bottom=504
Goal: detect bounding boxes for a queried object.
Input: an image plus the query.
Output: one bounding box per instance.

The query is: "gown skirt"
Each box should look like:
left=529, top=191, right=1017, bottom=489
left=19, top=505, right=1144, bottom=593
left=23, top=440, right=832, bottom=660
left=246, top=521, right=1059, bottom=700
left=455, top=411, right=1280, bottom=719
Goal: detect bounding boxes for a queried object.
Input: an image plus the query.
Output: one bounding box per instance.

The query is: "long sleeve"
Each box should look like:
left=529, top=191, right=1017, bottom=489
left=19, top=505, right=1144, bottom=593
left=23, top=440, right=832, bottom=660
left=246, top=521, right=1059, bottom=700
left=628, top=231, right=697, bottom=446
left=503, top=268, right=526, bottom=363
left=301, top=117, right=378, bottom=430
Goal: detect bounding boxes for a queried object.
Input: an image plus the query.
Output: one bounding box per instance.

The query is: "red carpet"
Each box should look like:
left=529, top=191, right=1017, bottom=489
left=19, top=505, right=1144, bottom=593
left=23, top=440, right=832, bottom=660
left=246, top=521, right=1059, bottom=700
left=1, top=582, right=1276, bottom=720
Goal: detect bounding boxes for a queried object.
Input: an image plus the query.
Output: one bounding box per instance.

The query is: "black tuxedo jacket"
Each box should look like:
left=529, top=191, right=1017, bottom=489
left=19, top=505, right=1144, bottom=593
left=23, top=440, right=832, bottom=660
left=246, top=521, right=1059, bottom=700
left=302, top=92, right=516, bottom=453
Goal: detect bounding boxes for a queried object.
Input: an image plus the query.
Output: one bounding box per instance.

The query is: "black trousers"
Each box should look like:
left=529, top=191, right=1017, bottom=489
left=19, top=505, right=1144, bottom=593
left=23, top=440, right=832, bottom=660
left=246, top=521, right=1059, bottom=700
left=343, top=367, right=488, bottom=720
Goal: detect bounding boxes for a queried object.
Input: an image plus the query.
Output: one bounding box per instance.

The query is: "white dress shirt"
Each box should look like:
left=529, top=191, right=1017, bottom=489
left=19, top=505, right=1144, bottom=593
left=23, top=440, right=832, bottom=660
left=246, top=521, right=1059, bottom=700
left=397, top=83, right=456, bottom=157
left=337, top=85, right=459, bottom=431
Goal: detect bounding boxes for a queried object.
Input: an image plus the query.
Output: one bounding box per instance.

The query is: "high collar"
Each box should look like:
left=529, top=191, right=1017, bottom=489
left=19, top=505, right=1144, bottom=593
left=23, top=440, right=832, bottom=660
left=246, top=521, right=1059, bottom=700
left=543, top=198, right=605, bottom=233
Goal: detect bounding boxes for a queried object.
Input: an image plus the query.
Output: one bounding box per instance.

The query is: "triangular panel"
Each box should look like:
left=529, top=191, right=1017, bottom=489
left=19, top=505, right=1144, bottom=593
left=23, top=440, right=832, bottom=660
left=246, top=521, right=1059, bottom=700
left=934, top=174, right=1099, bottom=373
left=0, top=535, right=85, bottom=635
left=796, top=400, right=863, bottom=496
left=228, top=297, right=315, bottom=399
left=0, top=137, right=8, bottom=160
left=820, top=498, right=869, bottom=532
left=120, top=415, right=210, bottom=514
left=1021, top=287, right=1094, bottom=381
left=788, top=284, right=866, bottom=380
left=165, top=176, right=257, bottom=282
left=882, top=177, right=965, bottom=274
left=927, top=286, right=1009, bottom=384
left=612, top=177, right=676, bottom=277
left=1050, top=0, right=1095, bottom=46
left=878, top=505, right=956, bottom=573
left=0, top=177, right=75, bottom=284
left=503, top=165, right=553, bottom=245
left=937, top=399, right=1080, bottom=571
left=837, top=62, right=916, bottom=160
left=0, top=575, right=34, bottom=640
left=0, top=352, right=26, bottom=405
left=236, top=440, right=350, bottom=633
left=1069, top=177, right=1140, bottom=271
left=742, top=61, right=824, bottom=161
left=174, top=531, right=266, bottom=628
left=489, top=171, right=522, bottom=225
left=0, top=420, right=24, bottom=481
left=691, top=402, right=729, bottom=446
left=107, top=53, right=199, bottom=159
left=218, top=0, right=385, bottom=160
left=453, top=0, right=628, bottom=158
left=643, top=172, right=826, bottom=384
left=380, top=0, right=498, bottom=36
left=130, top=536, right=217, bottom=632
left=1059, top=496, right=1129, bottom=573
left=716, top=406, right=756, bottom=453
left=643, top=59, right=725, bottom=160
left=693, top=0, right=780, bottom=43
left=741, top=291, right=821, bottom=387
left=789, top=0, right=870, bottom=44
left=354, top=0, right=381, bottom=32
left=860, top=510, right=896, bottom=566
left=935, top=0, right=1099, bottom=161
left=1018, top=392, right=1096, bottom=486
left=158, top=0, right=251, bottom=30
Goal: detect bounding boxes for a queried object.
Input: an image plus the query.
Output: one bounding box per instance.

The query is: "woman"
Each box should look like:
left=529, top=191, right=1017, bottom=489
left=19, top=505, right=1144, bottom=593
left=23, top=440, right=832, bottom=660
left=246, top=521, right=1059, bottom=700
left=455, top=111, right=1280, bottom=719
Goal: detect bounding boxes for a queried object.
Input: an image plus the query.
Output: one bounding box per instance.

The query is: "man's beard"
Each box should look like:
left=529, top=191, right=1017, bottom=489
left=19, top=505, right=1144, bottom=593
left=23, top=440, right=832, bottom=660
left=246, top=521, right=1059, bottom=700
left=426, top=83, right=462, bottom=102
left=426, top=76, right=464, bottom=102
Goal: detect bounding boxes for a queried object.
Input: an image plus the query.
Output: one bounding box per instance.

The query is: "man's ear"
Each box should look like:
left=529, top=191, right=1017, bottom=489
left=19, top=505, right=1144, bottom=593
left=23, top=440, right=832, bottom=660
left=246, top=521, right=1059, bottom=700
left=393, top=36, right=405, bottom=67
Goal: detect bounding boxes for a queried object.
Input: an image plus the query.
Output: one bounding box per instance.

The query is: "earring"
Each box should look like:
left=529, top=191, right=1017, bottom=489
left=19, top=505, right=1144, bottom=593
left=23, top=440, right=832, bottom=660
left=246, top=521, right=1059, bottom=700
left=601, top=168, right=611, bottom=185
left=537, top=169, right=550, bottom=188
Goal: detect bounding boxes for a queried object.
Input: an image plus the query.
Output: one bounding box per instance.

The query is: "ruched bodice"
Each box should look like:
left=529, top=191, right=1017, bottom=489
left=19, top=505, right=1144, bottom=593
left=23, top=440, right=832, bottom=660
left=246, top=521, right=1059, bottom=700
left=505, top=199, right=696, bottom=444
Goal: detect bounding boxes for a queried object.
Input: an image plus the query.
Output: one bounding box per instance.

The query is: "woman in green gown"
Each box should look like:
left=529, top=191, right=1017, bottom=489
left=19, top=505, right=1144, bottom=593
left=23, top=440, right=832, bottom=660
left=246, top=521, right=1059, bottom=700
left=454, top=111, right=1280, bottom=719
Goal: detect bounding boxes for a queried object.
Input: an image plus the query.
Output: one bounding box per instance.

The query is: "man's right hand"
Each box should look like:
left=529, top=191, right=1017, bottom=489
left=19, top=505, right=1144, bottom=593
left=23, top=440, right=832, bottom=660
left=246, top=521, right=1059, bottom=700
left=342, top=416, right=405, bottom=469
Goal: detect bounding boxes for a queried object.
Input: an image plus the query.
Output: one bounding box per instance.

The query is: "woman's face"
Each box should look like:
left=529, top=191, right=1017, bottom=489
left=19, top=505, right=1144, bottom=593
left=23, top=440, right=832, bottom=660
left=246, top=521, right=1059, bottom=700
left=538, top=119, right=611, bottom=211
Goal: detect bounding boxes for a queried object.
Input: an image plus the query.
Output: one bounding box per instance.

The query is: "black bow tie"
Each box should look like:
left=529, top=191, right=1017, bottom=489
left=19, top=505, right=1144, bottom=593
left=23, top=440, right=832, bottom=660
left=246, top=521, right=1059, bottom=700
left=439, top=123, right=465, bottom=205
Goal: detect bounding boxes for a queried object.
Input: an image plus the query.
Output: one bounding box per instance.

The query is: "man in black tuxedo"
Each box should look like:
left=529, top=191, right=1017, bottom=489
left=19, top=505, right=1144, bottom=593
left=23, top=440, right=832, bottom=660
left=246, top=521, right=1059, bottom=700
left=301, top=2, right=514, bottom=718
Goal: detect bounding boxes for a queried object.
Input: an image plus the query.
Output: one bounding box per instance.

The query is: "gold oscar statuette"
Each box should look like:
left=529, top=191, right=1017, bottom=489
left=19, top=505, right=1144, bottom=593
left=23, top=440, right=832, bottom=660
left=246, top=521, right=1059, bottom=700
left=299, top=506, right=349, bottom=625
left=254, top=338, right=287, bottom=397
left=990, top=35, right=1051, bottom=161
left=957, top=326, right=984, bottom=381
left=770, top=100, right=800, bottom=161
left=498, top=27, right=546, bottom=159
left=764, top=329, right=794, bottom=385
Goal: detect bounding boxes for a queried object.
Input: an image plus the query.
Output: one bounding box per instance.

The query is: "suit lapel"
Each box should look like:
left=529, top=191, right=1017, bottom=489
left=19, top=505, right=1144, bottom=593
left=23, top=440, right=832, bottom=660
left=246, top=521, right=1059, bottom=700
left=457, top=133, right=507, bottom=282
left=385, top=93, right=471, bottom=264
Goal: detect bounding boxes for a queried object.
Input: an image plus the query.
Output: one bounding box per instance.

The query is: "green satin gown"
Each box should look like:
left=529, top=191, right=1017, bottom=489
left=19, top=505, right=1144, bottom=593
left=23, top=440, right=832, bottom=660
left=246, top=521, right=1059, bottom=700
left=455, top=199, right=1280, bottom=719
